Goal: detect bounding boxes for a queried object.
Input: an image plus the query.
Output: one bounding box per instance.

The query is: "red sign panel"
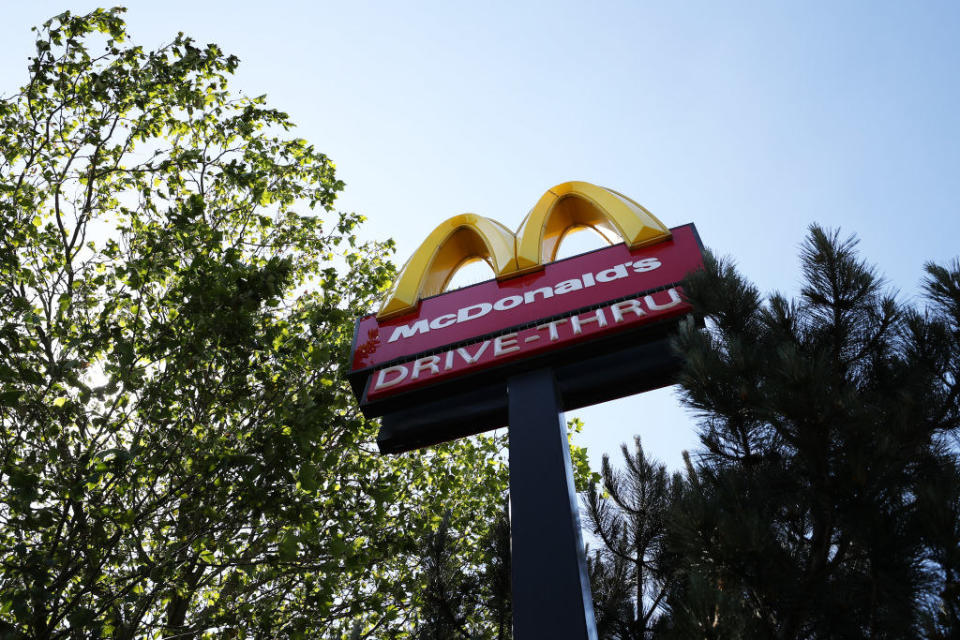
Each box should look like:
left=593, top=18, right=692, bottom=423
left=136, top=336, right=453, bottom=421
left=366, top=287, right=689, bottom=400
left=351, top=224, right=703, bottom=399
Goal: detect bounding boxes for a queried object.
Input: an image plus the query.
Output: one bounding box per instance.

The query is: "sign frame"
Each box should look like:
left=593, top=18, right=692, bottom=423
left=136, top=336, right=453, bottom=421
left=349, top=223, right=704, bottom=452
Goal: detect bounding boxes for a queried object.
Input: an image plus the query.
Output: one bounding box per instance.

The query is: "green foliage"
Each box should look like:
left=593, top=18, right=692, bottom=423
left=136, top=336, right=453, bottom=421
left=0, top=9, right=508, bottom=638
left=569, top=417, right=601, bottom=492
left=583, top=227, right=960, bottom=638
left=407, top=417, right=597, bottom=639
left=410, top=505, right=512, bottom=640
left=657, top=226, right=960, bottom=638
left=582, top=438, right=681, bottom=639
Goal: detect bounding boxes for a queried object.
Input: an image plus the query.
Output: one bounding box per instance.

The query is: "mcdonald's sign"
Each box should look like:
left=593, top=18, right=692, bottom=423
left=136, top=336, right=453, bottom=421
left=348, top=181, right=704, bottom=453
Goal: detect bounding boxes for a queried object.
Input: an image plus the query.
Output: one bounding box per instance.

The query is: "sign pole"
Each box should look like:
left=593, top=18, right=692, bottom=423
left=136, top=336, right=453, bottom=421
left=507, top=368, right=598, bottom=640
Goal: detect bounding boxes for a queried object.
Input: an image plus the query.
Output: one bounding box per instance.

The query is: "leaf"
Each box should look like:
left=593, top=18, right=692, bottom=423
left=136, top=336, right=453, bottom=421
left=0, top=389, right=22, bottom=406
left=299, top=463, right=318, bottom=492
left=278, top=535, right=298, bottom=562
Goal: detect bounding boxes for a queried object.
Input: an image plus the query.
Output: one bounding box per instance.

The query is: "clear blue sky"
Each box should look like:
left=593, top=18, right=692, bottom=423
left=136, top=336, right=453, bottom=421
left=3, top=2, right=959, bottom=471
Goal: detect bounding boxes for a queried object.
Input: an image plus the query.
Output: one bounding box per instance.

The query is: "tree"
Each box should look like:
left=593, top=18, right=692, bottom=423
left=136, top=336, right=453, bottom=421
left=0, top=9, right=508, bottom=638
left=408, top=418, right=596, bottom=640
left=582, top=438, right=680, bottom=639
left=411, top=504, right=511, bottom=640
left=650, top=226, right=960, bottom=638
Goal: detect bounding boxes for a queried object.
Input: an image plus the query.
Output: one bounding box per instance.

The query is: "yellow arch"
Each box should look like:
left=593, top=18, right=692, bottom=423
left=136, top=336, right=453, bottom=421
left=378, top=214, right=518, bottom=319
left=514, top=181, right=672, bottom=273
left=376, top=182, right=672, bottom=319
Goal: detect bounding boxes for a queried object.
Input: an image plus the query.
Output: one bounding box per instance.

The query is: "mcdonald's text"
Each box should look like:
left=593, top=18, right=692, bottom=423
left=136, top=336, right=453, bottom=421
left=385, top=257, right=663, bottom=344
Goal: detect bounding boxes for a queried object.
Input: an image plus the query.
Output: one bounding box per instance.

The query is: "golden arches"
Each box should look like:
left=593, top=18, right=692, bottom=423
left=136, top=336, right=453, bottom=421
left=378, top=214, right=518, bottom=319
left=377, top=182, right=671, bottom=319
left=515, top=182, right=672, bottom=273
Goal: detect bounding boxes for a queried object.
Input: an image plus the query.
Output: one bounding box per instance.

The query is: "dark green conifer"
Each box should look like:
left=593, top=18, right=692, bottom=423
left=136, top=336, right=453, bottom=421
left=653, top=226, right=960, bottom=638
left=583, top=438, right=680, bottom=639
left=412, top=505, right=512, bottom=640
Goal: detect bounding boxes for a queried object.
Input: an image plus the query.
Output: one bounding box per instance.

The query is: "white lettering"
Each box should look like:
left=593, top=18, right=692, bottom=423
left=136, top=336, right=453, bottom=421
left=388, top=319, right=430, bottom=343
left=374, top=364, right=409, bottom=390
left=632, top=258, right=661, bottom=273
left=535, top=318, right=567, bottom=341
left=523, top=287, right=554, bottom=304
left=411, top=355, right=441, bottom=379
left=384, top=257, right=671, bottom=342
left=457, top=302, right=492, bottom=323
left=595, top=264, right=628, bottom=282
left=644, top=287, right=682, bottom=311
left=444, top=350, right=455, bottom=370
left=494, top=333, right=520, bottom=356
left=611, top=299, right=646, bottom=323
left=571, top=309, right=607, bottom=335
left=493, top=295, right=523, bottom=311
left=553, top=278, right=583, bottom=295
left=429, top=313, right=457, bottom=330
left=457, top=341, right=490, bottom=364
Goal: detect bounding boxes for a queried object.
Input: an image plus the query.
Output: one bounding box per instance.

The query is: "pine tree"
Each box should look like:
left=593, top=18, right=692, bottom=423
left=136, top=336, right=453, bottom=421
left=915, top=258, right=960, bottom=636
left=583, top=438, right=681, bottom=639
left=412, top=504, right=512, bottom=640
left=653, top=226, right=960, bottom=638
left=413, top=512, right=483, bottom=640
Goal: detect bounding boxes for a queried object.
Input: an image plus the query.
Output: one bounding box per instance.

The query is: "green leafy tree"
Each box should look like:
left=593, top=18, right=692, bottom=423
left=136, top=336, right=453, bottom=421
left=651, top=226, right=960, bottom=638
left=0, top=9, right=508, bottom=638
